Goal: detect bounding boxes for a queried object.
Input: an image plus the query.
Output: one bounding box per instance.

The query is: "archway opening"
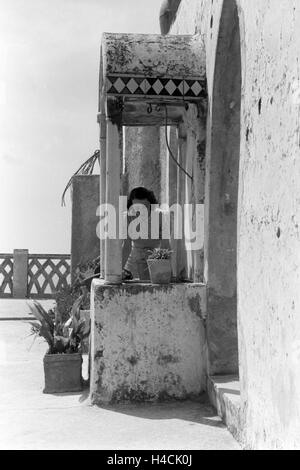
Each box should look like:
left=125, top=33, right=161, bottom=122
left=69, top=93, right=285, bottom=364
left=205, top=0, right=242, bottom=375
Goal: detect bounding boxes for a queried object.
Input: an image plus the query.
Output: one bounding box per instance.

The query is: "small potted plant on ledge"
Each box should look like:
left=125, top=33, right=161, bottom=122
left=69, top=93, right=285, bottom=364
left=147, top=248, right=173, bottom=284
left=28, top=298, right=89, bottom=394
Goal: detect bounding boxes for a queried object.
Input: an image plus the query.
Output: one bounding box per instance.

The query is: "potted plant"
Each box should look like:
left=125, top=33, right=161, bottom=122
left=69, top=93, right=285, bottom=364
left=49, top=256, right=98, bottom=355
left=72, top=257, right=99, bottom=353
left=52, top=285, right=79, bottom=324
left=27, top=298, right=90, bottom=394
left=146, top=248, right=173, bottom=284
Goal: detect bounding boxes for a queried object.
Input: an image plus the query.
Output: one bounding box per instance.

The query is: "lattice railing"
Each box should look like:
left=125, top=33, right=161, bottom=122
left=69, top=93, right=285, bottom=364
left=27, top=254, right=71, bottom=299
left=0, top=254, right=13, bottom=297
left=0, top=252, right=71, bottom=299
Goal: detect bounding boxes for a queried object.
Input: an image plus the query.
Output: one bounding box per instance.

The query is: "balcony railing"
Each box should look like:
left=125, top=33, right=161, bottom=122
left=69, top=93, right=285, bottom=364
left=0, top=250, right=71, bottom=299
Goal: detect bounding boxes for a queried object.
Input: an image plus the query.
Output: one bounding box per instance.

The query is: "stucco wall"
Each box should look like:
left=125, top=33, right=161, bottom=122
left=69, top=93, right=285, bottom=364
left=125, top=127, right=162, bottom=198
left=71, top=175, right=100, bottom=279
left=173, top=0, right=300, bottom=449
left=90, top=279, right=207, bottom=404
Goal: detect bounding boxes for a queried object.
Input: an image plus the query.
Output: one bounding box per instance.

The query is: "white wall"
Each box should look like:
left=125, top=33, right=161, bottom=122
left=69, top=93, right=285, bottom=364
left=173, top=0, right=300, bottom=449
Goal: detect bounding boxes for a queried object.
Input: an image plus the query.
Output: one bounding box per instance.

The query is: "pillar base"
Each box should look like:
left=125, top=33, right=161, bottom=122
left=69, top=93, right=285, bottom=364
left=104, top=275, right=122, bottom=285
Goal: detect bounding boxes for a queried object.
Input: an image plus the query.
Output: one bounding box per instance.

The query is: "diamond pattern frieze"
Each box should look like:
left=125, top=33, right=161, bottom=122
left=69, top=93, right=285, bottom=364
left=106, top=75, right=206, bottom=99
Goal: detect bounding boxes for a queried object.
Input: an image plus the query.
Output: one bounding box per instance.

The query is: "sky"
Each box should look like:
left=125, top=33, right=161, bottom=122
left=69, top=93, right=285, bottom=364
left=0, top=0, right=163, bottom=253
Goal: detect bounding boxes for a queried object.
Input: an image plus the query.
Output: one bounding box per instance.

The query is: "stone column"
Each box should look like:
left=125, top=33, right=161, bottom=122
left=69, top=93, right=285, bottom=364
left=99, top=113, right=106, bottom=279
left=168, top=126, right=178, bottom=206
left=13, top=249, right=28, bottom=298
left=105, top=104, right=122, bottom=284
left=159, top=126, right=168, bottom=205
left=176, top=125, right=188, bottom=281
left=167, top=126, right=179, bottom=278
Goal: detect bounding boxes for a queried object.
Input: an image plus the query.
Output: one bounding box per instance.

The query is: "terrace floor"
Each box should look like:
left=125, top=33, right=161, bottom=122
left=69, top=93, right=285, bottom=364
left=0, top=300, right=240, bottom=450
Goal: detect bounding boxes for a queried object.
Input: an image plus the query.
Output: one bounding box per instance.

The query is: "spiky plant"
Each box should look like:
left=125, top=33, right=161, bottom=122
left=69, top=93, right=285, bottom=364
left=27, top=298, right=90, bottom=354
left=61, top=149, right=100, bottom=206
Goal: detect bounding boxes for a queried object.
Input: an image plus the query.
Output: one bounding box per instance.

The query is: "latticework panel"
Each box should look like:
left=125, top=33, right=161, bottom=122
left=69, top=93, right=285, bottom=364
left=0, top=254, right=13, bottom=297
left=27, top=255, right=71, bottom=298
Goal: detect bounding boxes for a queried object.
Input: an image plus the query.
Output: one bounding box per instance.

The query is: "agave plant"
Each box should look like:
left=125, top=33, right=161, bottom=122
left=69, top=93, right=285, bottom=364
left=27, top=298, right=90, bottom=354
left=61, top=149, right=100, bottom=206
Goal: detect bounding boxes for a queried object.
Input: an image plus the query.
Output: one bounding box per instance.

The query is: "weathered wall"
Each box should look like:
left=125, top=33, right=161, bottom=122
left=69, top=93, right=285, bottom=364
left=173, top=0, right=300, bottom=450
left=71, top=175, right=100, bottom=279
left=90, top=279, right=207, bottom=404
left=125, top=127, right=161, bottom=199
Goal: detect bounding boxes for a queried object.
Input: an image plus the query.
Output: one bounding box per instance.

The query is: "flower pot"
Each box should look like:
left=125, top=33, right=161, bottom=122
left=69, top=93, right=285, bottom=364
left=80, top=309, right=90, bottom=354
left=43, top=353, right=83, bottom=394
left=147, top=259, right=172, bottom=284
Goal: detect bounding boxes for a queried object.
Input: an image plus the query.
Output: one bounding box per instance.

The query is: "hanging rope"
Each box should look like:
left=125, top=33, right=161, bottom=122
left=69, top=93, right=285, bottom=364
left=61, top=149, right=100, bottom=206
left=164, top=105, right=193, bottom=181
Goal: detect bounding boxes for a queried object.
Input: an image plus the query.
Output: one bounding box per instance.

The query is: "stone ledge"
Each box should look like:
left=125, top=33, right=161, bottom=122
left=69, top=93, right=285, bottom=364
left=92, top=279, right=207, bottom=320
left=207, top=375, right=244, bottom=446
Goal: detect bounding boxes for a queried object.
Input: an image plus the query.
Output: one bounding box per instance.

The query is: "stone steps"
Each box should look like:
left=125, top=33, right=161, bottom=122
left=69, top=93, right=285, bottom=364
left=207, top=375, right=244, bottom=446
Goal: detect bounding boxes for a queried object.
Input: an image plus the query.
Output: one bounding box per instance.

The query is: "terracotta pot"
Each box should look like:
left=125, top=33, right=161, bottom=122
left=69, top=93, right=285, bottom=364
left=147, top=259, right=172, bottom=284
left=43, top=353, right=83, bottom=394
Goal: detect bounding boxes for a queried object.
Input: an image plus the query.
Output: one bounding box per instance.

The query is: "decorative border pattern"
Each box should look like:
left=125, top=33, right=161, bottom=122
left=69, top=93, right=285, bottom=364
left=106, top=76, right=206, bottom=99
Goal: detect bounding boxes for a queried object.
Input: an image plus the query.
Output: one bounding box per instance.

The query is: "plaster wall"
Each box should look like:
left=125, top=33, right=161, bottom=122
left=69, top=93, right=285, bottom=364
left=173, top=0, right=300, bottom=449
left=71, top=175, right=100, bottom=279
left=125, top=127, right=161, bottom=198
left=90, top=279, right=207, bottom=404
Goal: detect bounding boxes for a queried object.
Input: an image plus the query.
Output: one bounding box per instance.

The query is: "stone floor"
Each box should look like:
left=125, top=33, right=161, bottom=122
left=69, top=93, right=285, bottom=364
left=0, top=298, right=55, bottom=320
left=0, top=300, right=240, bottom=450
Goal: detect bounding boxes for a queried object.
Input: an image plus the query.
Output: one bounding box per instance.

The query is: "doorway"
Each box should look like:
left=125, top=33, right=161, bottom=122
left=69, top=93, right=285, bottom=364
left=205, top=0, right=242, bottom=375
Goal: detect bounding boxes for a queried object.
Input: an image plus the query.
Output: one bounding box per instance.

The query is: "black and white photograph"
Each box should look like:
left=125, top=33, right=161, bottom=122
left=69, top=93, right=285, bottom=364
left=0, top=0, right=299, bottom=453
